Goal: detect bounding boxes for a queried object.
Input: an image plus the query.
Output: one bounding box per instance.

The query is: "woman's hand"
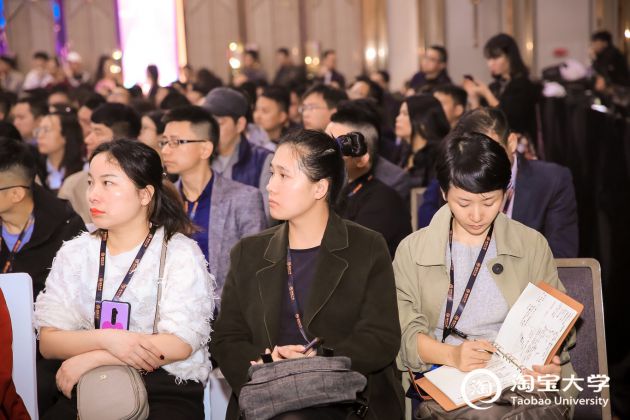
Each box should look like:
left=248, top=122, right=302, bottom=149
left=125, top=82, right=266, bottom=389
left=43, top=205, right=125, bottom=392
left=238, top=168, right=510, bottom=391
left=55, top=353, right=99, bottom=399
left=249, top=345, right=316, bottom=365
left=449, top=340, right=496, bottom=372
left=99, top=329, right=162, bottom=371
left=523, top=355, right=562, bottom=388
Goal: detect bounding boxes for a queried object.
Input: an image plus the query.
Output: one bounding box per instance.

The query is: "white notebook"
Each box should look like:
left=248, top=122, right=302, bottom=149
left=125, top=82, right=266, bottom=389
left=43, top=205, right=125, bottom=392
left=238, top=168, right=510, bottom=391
left=418, top=282, right=583, bottom=410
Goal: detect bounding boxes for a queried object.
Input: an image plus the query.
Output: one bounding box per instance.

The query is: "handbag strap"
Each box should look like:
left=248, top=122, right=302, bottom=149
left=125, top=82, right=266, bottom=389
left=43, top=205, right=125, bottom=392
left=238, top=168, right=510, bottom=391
left=152, top=239, right=167, bottom=334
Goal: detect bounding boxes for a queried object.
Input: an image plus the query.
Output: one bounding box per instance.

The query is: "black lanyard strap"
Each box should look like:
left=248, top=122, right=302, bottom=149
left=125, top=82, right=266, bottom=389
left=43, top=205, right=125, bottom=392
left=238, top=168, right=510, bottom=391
left=347, top=174, right=373, bottom=198
left=94, top=226, right=157, bottom=329
left=286, top=248, right=310, bottom=344
left=1, top=213, right=34, bottom=274
left=442, top=218, right=494, bottom=343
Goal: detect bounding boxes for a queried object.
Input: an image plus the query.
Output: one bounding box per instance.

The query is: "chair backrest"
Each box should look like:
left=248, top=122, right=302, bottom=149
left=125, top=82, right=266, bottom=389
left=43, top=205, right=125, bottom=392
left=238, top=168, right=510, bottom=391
left=0, top=273, right=39, bottom=419
left=410, top=187, right=426, bottom=231
left=555, top=258, right=611, bottom=420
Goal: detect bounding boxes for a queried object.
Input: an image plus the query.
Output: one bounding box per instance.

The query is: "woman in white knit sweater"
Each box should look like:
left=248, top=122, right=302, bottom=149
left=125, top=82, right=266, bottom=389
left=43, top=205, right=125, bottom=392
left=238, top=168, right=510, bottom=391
left=35, top=139, right=215, bottom=419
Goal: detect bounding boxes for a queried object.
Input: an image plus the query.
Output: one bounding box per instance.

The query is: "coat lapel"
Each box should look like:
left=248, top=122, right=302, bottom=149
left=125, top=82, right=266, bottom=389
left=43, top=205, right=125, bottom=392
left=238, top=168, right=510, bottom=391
left=208, top=175, right=228, bottom=276
left=256, top=222, right=288, bottom=347
left=511, top=155, right=534, bottom=223
left=303, top=213, right=349, bottom=329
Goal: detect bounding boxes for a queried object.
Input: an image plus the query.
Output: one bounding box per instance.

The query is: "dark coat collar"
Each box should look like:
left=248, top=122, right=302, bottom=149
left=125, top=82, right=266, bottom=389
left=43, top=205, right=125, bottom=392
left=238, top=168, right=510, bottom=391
left=257, top=211, right=350, bottom=346
left=262, top=211, right=349, bottom=263
left=21, top=184, right=73, bottom=251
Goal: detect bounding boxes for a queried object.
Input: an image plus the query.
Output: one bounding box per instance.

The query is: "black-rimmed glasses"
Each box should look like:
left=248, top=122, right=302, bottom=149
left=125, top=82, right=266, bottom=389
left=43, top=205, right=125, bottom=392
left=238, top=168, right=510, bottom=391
left=158, top=137, right=210, bottom=149
left=0, top=185, right=30, bottom=192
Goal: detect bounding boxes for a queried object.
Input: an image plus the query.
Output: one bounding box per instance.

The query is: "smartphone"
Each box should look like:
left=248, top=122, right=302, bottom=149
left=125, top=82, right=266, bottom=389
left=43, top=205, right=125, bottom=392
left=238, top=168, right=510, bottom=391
left=100, top=300, right=131, bottom=330
left=302, top=337, right=324, bottom=354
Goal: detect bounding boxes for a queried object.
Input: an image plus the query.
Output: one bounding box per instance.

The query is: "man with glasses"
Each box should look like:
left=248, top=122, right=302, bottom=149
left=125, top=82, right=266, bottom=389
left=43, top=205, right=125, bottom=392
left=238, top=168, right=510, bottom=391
left=58, top=103, right=141, bottom=224
left=161, top=106, right=266, bottom=305
left=300, top=84, right=348, bottom=131
left=409, top=45, right=452, bottom=93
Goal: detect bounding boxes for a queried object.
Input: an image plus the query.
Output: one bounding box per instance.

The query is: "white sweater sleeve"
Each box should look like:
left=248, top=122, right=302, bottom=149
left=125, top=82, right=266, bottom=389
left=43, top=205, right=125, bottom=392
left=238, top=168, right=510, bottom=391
left=157, top=234, right=216, bottom=352
left=34, top=233, right=91, bottom=333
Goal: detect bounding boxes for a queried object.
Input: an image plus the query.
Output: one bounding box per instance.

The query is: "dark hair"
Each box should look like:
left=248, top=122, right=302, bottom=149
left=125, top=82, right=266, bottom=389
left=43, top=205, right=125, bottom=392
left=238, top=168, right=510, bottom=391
left=196, top=68, right=223, bottom=93
left=330, top=99, right=381, bottom=163
left=48, top=85, right=72, bottom=102
left=0, top=55, right=17, bottom=68
left=130, top=98, right=156, bottom=115
left=322, top=50, right=336, bottom=59
left=33, top=51, right=50, bottom=61
left=16, top=97, right=48, bottom=119
left=0, top=121, right=22, bottom=141
left=0, top=137, right=36, bottom=184
left=91, top=103, right=141, bottom=139
left=48, top=105, right=85, bottom=177
left=89, top=139, right=193, bottom=239
left=159, top=91, right=190, bottom=110
left=376, top=70, right=390, bottom=83
left=128, top=85, right=144, bottom=99
left=147, top=64, right=159, bottom=84
left=162, top=106, right=219, bottom=158
left=144, top=110, right=166, bottom=135
left=591, top=30, right=612, bottom=44
left=0, top=91, right=17, bottom=120
left=277, top=48, right=290, bottom=57
left=433, top=84, right=468, bottom=108
left=244, top=50, right=259, bottom=62
left=95, top=55, right=110, bottom=82
left=302, top=84, right=348, bottom=109
left=352, top=76, right=384, bottom=107
left=278, top=129, right=346, bottom=205
left=405, top=94, right=451, bottom=143
left=484, top=33, right=529, bottom=78
left=429, top=45, right=448, bottom=63
left=260, top=85, right=290, bottom=113
left=436, top=132, right=511, bottom=195
left=80, top=93, right=106, bottom=110
left=454, top=108, right=510, bottom=145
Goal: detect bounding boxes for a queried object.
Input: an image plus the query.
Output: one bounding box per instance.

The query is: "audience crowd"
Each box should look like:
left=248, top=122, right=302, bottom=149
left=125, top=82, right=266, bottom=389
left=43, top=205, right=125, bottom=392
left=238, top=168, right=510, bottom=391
left=1, top=29, right=628, bottom=419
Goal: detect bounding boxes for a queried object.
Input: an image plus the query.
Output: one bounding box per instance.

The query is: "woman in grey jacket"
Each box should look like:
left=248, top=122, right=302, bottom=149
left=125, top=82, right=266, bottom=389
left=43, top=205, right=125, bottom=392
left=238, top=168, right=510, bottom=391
left=394, top=132, right=576, bottom=419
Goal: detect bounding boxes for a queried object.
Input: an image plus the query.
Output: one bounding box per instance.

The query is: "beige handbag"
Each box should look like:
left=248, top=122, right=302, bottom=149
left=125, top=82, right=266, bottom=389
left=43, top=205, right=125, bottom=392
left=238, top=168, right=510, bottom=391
left=77, top=239, right=167, bottom=420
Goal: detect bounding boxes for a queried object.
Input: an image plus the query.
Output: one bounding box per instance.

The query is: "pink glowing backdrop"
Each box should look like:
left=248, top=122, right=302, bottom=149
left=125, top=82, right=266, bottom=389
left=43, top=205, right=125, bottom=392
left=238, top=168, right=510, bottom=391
left=116, top=0, right=179, bottom=89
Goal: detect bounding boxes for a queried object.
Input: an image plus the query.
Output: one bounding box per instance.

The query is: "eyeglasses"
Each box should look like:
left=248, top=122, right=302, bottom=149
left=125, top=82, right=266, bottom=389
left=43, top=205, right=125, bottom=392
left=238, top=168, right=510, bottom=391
left=158, top=136, right=210, bottom=149
left=0, top=185, right=30, bottom=192
left=33, top=127, right=53, bottom=137
left=298, top=104, right=327, bottom=114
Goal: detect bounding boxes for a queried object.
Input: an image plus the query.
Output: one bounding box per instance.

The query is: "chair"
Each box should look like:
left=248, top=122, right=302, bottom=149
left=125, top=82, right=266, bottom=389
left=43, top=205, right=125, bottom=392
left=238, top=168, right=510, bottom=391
left=555, top=258, right=611, bottom=420
left=410, top=187, right=427, bottom=231
left=0, top=273, right=39, bottom=419
left=204, top=367, right=231, bottom=420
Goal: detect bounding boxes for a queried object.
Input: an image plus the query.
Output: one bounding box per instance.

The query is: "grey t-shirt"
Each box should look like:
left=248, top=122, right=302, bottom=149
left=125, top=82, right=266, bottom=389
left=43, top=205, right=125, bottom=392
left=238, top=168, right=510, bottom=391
left=433, top=238, right=509, bottom=346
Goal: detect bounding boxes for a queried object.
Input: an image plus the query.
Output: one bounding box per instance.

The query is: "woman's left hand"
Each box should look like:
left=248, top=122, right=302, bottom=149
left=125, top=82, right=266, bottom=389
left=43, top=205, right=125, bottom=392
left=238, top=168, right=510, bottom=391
left=523, top=355, right=562, bottom=388
left=56, top=352, right=99, bottom=399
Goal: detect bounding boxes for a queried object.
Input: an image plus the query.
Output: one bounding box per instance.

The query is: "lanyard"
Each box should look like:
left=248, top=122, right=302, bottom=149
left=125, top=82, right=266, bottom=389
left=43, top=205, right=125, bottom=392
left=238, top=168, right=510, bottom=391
left=502, top=186, right=514, bottom=214
left=184, top=200, right=200, bottom=220
left=347, top=174, right=373, bottom=198
left=180, top=184, right=200, bottom=220
left=1, top=213, right=34, bottom=274
left=93, top=226, right=157, bottom=329
left=286, top=248, right=310, bottom=344
left=442, top=218, right=494, bottom=343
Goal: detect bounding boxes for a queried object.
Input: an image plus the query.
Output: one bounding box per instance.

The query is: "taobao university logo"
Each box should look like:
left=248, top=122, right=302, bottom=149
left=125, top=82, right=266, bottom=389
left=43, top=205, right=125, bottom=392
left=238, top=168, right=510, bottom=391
left=461, top=369, right=503, bottom=410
